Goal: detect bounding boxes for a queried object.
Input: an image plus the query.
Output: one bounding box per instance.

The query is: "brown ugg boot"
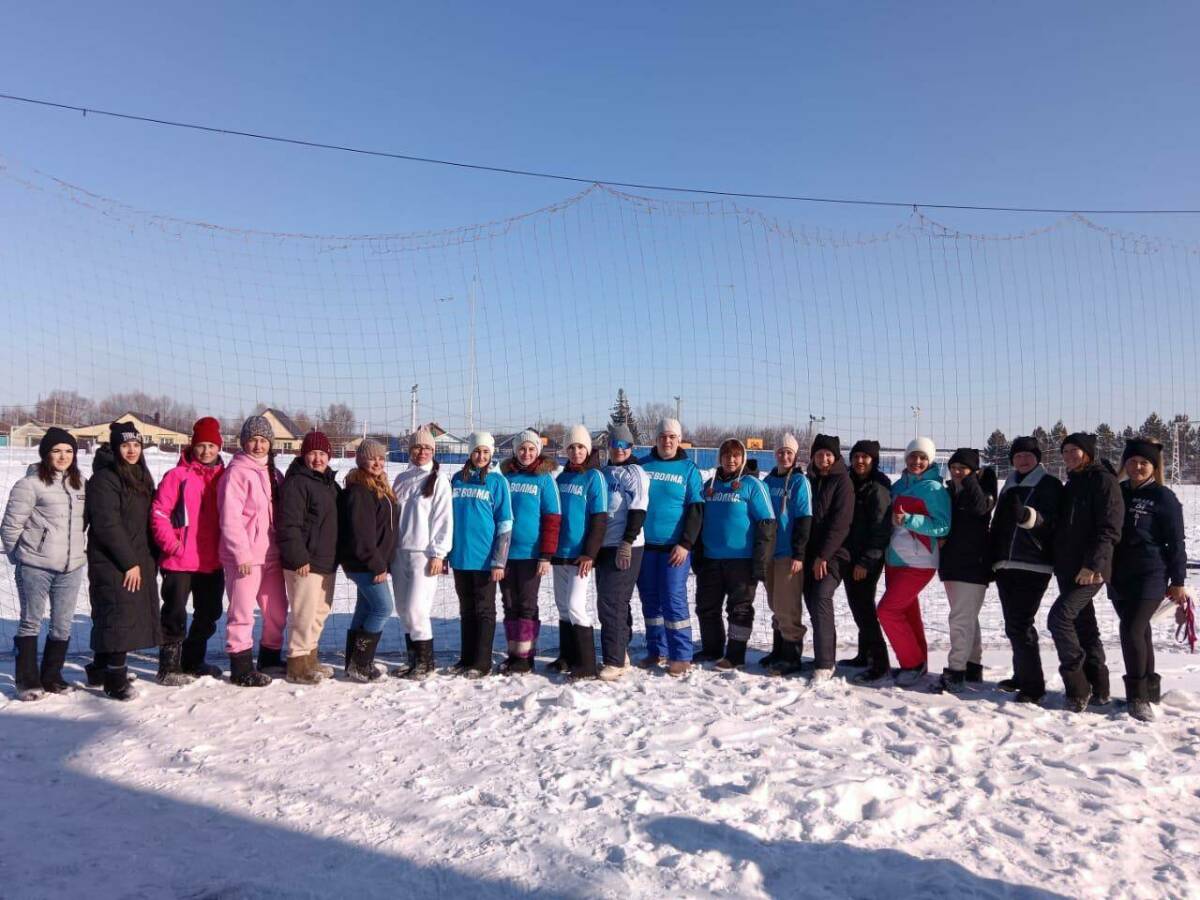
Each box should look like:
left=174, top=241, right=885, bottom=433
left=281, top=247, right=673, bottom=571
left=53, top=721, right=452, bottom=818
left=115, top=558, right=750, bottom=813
left=286, top=653, right=321, bottom=685
left=309, top=650, right=334, bottom=679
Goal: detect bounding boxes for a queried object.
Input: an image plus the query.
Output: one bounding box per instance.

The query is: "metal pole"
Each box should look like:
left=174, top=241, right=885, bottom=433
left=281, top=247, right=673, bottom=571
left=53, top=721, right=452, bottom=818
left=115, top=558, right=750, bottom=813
left=410, top=384, right=419, bottom=436
left=467, top=276, right=477, bottom=433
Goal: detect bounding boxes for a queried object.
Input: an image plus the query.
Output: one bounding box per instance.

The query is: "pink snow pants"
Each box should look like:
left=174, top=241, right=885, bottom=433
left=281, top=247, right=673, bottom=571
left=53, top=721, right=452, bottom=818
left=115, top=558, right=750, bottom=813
left=876, top=565, right=935, bottom=669
left=224, top=560, right=289, bottom=654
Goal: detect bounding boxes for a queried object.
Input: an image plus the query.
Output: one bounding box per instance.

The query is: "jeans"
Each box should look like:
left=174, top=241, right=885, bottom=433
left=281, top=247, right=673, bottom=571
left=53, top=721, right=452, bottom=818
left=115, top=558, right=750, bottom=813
left=15, top=563, right=83, bottom=641
left=347, top=570, right=395, bottom=633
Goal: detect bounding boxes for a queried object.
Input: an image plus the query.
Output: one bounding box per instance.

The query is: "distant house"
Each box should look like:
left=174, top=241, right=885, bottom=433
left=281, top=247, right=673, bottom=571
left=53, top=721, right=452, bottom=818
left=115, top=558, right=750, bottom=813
left=256, top=408, right=303, bottom=453
left=344, top=433, right=398, bottom=457
left=0, top=420, right=11, bottom=448
left=72, top=412, right=190, bottom=449
left=495, top=428, right=556, bottom=457
left=10, top=420, right=55, bottom=448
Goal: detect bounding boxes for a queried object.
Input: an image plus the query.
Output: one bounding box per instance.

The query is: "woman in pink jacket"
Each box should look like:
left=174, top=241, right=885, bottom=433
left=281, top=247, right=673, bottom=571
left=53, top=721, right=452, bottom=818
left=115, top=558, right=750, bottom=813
left=150, top=416, right=227, bottom=685
left=218, top=415, right=286, bottom=687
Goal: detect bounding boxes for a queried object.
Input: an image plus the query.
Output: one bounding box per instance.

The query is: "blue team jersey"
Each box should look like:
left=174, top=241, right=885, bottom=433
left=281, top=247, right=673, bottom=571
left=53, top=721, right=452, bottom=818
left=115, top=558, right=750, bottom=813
left=555, top=467, right=608, bottom=558
left=448, top=469, right=512, bottom=571
left=506, top=467, right=562, bottom=560
left=762, top=469, right=813, bottom=559
left=701, top=475, right=775, bottom=559
left=640, top=452, right=705, bottom=546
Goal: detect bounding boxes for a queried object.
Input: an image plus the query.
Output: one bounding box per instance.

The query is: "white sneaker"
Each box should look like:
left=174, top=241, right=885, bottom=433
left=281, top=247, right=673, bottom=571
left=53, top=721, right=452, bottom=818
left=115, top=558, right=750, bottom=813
left=810, top=667, right=835, bottom=683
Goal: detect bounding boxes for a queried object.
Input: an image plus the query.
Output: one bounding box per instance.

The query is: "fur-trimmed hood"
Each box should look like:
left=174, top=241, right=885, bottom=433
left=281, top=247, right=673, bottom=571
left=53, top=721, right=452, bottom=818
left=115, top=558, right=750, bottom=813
left=501, top=455, right=558, bottom=476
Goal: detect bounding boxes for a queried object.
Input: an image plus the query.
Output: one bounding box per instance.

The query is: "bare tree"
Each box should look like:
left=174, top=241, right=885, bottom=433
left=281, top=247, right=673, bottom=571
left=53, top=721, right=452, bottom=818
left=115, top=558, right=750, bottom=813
left=319, top=403, right=357, bottom=441
left=35, top=390, right=95, bottom=426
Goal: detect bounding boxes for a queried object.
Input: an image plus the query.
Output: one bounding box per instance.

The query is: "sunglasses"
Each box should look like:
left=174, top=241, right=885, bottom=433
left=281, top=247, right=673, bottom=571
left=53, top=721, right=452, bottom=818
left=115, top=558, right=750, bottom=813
left=611, top=440, right=632, bottom=450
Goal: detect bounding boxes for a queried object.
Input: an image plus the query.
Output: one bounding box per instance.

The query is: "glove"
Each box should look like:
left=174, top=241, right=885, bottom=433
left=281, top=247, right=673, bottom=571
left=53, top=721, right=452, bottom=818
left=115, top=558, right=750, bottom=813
left=616, top=541, right=633, bottom=571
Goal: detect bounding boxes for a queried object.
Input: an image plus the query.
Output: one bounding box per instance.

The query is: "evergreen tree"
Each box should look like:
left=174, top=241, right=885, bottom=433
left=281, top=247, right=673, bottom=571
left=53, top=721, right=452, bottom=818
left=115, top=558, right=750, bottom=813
left=1094, top=423, right=1119, bottom=464
left=1031, top=425, right=1054, bottom=476
left=982, top=429, right=1009, bottom=476
left=609, top=388, right=641, bottom=443
left=1047, top=420, right=1069, bottom=474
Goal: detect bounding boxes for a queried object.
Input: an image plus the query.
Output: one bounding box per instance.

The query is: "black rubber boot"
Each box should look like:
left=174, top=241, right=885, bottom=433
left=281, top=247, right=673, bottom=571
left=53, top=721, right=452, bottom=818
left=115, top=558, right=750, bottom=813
left=39, top=638, right=72, bottom=693
left=14, top=635, right=43, bottom=701
left=103, top=665, right=135, bottom=701
left=157, top=642, right=195, bottom=686
left=546, top=620, right=572, bottom=673
left=257, top=645, right=285, bottom=675
left=1061, top=666, right=1092, bottom=713
left=468, top=618, right=496, bottom=677
left=760, top=629, right=784, bottom=668
left=404, top=640, right=435, bottom=680
left=965, top=661, right=985, bottom=684
left=568, top=625, right=598, bottom=681
left=229, top=649, right=272, bottom=687
left=1085, top=660, right=1111, bottom=706
left=391, top=633, right=416, bottom=678
left=935, top=668, right=966, bottom=694
left=1147, top=672, right=1161, bottom=705
left=693, top=626, right=725, bottom=663
left=715, top=639, right=748, bottom=670
left=86, top=651, right=109, bottom=687
left=766, top=640, right=804, bottom=677
left=346, top=631, right=383, bottom=683
left=180, top=640, right=222, bottom=678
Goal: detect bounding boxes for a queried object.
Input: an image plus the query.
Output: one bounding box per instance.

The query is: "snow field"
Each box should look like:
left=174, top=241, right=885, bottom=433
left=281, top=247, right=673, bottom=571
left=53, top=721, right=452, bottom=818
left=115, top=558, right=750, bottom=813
left=2, top=647, right=1199, bottom=898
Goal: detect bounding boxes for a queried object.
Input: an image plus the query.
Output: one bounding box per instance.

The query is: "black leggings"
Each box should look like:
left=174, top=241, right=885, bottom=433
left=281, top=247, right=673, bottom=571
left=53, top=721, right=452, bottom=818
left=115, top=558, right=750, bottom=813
left=1109, top=578, right=1166, bottom=681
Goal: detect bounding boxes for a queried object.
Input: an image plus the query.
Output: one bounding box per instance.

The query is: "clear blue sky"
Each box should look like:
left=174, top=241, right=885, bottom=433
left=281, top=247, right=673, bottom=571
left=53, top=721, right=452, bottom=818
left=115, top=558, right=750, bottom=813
left=1, top=3, right=1198, bottom=445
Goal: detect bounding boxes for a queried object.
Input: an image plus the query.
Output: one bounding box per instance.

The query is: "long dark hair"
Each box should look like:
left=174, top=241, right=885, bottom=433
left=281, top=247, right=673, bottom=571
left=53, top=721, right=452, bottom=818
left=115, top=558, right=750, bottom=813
left=116, top=454, right=154, bottom=497
left=38, top=458, right=83, bottom=490
left=422, top=458, right=441, bottom=498
left=266, top=448, right=280, bottom=502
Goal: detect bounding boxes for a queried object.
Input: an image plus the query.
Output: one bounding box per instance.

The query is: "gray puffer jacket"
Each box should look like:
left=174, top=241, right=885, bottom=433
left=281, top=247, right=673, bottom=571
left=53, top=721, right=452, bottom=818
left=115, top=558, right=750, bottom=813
left=1, top=468, right=88, bottom=572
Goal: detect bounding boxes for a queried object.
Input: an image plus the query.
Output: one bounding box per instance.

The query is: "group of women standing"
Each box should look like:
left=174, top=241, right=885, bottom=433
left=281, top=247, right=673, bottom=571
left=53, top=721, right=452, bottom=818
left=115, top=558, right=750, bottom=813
left=2, top=414, right=1189, bottom=722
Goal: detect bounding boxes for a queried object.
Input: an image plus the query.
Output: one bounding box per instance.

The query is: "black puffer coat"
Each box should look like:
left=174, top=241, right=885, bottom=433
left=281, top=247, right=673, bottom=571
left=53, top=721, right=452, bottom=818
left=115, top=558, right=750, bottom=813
left=338, top=478, right=399, bottom=577
left=277, top=458, right=341, bottom=575
left=846, top=468, right=893, bottom=572
left=805, top=457, right=855, bottom=580
left=990, top=465, right=1062, bottom=574
left=1053, top=461, right=1124, bottom=582
left=85, top=446, right=161, bottom=653
left=938, top=474, right=994, bottom=585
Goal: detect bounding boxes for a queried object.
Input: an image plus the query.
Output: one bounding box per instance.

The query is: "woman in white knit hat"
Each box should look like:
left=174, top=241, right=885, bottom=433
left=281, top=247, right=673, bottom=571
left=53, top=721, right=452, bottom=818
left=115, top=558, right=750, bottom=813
left=448, top=431, right=513, bottom=677
left=875, top=436, right=951, bottom=688
left=550, top=424, right=608, bottom=680
left=390, top=427, right=454, bottom=680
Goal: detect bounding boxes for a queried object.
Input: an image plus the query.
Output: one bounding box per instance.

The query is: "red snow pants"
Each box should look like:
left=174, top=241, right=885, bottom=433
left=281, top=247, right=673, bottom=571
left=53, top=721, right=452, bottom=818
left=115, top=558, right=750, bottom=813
left=876, top=565, right=935, bottom=669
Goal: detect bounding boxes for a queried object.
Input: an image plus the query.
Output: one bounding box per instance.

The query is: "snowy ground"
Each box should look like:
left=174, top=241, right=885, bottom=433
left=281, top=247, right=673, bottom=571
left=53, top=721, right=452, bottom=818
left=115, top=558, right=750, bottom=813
left=3, top=447, right=1200, bottom=898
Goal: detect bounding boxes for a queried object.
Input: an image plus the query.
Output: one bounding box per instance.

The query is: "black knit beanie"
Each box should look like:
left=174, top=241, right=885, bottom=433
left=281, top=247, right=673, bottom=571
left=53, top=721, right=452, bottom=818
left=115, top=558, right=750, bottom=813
left=850, top=439, right=881, bottom=468
left=39, top=427, right=77, bottom=460
left=810, top=433, right=841, bottom=458
left=948, top=447, right=980, bottom=472
left=1008, top=436, right=1041, bottom=462
left=1121, top=438, right=1163, bottom=470
left=1062, top=432, right=1097, bottom=461
left=109, top=421, right=142, bottom=456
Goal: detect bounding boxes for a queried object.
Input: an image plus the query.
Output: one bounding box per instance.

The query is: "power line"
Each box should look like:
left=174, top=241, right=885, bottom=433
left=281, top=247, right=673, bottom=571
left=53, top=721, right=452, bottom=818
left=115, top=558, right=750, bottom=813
left=2, top=90, right=1198, bottom=215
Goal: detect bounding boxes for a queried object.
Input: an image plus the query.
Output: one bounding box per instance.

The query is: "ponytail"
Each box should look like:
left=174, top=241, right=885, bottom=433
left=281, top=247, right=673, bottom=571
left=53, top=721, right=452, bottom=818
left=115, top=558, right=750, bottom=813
left=421, top=458, right=441, bottom=498
left=267, top=449, right=280, bottom=503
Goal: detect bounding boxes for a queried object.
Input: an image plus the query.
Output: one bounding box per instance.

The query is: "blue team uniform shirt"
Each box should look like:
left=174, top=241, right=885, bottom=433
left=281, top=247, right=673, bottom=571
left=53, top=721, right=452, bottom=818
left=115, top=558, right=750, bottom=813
left=700, top=475, right=776, bottom=559
left=555, top=467, right=608, bottom=558
left=448, top=469, right=512, bottom=571
left=762, top=470, right=813, bottom=559
left=640, top=453, right=705, bottom=546
left=506, top=468, right=562, bottom=560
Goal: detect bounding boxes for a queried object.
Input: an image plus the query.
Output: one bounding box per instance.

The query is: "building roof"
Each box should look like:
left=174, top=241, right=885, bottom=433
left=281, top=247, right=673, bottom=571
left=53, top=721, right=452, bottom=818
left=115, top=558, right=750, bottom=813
left=258, top=407, right=303, bottom=439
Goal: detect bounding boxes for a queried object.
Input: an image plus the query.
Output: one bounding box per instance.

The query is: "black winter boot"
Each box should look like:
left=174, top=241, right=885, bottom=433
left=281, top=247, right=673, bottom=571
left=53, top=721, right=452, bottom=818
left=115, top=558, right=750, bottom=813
left=1061, top=666, right=1092, bottom=713
left=568, top=625, right=598, bottom=681
left=180, top=640, right=222, bottom=678
left=157, top=642, right=195, bottom=686
left=346, top=631, right=383, bottom=683
left=1147, top=673, right=1162, bottom=705
left=693, top=626, right=725, bottom=663
left=936, top=668, right=966, bottom=694
left=40, top=638, right=72, bottom=693
left=86, top=651, right=109, bottom=687
left=716, top=639, right=748, bottom=671
left=766, top=640, right=805, bottom=677
left=1085, top=661, right=1111, bottom=706
left=14, top=635, right=43, bottom=701
left=391, top=633, right=416, bottom=678
left=257, top=645, right=285, bottom=675
left=1125, top=675, right=1154, bottom=722
left=760, top=629, right=784, bottom=668
left=229, top=650, right=272, bottom=687
left=965, top=662, right=985, bottom=684
left=547, top=620, right=573, bottom=673
left=103, top=665, right=135, bottom=701
left=404, top=640, right=436, bottom=680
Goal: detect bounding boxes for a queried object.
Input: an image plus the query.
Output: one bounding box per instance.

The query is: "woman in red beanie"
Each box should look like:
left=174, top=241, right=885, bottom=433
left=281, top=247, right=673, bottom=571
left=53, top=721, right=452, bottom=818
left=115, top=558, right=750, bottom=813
left=150, top=416, right=228, bottom=683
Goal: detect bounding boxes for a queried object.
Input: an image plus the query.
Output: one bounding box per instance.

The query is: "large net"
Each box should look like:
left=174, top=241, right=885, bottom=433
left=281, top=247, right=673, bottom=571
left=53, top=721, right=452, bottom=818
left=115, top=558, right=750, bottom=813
left=1, top=157, right=1198, bottom=658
